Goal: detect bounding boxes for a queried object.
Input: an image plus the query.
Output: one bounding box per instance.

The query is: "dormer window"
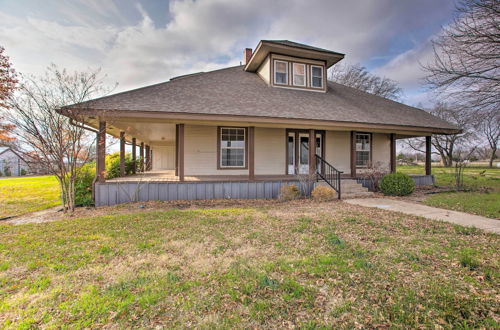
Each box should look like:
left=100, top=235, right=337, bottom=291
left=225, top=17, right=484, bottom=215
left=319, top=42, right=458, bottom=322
left=311, top=65, right=324, bottom=88
left=292, top=63, right=306, bottom=87
left=274, top=60, right=288, bottom=85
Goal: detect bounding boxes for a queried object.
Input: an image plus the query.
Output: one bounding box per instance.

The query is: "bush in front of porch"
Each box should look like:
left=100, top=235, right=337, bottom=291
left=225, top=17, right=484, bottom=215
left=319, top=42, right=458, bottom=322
left=75, top=153, right=139, bottom=206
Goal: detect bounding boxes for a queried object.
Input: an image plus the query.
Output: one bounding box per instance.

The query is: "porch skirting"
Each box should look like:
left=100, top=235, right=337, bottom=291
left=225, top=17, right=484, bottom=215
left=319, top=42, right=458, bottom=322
left=95, top=180, right=310, bottom=206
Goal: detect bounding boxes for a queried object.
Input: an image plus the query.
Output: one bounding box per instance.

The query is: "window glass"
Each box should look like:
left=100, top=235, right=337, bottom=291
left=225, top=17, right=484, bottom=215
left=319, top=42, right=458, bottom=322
left=355, top=133, right=371, bottom=167
left=300, top=136, right=309, bottom=165
left=220, top=128, right=245, bottom=167
left=274, top=60, right=288, bottom=85
left=293, top=63, right=306, bottom=86
left=288, top=135, right=295, bottom=165
left=311, top=66, right=323, bottom=88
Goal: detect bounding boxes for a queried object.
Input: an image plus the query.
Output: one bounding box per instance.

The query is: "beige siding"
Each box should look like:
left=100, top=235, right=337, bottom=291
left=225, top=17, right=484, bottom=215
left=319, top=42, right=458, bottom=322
left=257, top=55, right=270, bottom=85
left=184, top=125, right=248, bottom=175
left=324, top=131, right=351, bottom=175
left=372, top=133, right=391, bottom=170
left=255, top=127, right=286, bottom=175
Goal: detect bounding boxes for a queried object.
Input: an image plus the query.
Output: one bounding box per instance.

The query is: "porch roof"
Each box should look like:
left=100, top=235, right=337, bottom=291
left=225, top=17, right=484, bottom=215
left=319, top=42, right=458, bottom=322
left=63, top=66, right=460, bottom=134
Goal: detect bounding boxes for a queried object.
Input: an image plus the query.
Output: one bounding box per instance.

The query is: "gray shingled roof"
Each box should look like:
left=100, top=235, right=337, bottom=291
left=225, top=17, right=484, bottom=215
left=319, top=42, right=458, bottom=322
left=261, top=40, right=345, bottom=57
left=68, top=66, right=458, bottom=132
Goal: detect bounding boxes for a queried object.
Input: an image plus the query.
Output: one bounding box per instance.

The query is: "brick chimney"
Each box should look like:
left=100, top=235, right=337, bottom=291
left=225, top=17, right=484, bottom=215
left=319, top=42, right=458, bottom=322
left=244, top=48, right=252, bottom=65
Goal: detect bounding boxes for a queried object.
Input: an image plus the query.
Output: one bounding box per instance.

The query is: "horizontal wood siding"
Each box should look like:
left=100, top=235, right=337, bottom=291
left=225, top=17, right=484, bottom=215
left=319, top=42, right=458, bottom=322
left=95, top=181, right=310, bottom=206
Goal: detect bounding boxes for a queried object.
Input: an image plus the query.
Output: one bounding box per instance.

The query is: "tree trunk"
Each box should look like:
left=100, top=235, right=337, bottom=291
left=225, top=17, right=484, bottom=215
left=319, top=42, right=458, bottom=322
left=489, top=147, right=497, bottom=168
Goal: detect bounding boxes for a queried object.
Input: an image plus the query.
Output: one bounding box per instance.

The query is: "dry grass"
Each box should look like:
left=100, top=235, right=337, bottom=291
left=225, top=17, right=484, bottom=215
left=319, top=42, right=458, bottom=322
left=0, top=200, right=498, bottom=328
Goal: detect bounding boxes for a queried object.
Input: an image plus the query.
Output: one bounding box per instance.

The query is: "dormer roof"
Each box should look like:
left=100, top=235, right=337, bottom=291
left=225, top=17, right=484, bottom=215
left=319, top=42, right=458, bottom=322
left=244, top=40, right=344, bottom=72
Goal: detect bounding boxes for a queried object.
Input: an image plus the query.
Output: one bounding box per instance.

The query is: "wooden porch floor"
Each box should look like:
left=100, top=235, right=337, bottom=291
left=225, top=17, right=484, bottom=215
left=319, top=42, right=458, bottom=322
left=106, top=170, right=299, bottom=182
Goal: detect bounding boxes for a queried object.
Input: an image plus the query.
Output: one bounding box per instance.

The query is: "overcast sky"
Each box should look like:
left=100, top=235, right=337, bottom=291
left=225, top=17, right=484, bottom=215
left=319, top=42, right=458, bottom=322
left=0, top=0, right=456, bottom=107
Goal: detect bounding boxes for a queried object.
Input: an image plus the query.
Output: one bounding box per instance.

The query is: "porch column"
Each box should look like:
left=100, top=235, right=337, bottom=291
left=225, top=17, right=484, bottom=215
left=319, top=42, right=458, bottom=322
left=248, top=126, right=255, bottom=180
left=425, top=135, right=432, bottom=176
left=350, top=131, right=357, bottom=178
left=96, top=120, right=106, bottom=183
left=176, top=124, right=185, bottom=181
left=308, top=129, right=316, bottom=176
left=140, top=142, right=144, bottom=172
left=131, top=138, right=136, bottom=174
left=390, top=133, right=396, bottom=173
left=150, top=149, right=153, bottom=171
left=119, top=131, right=125, bottom=177
left=145, top=145, right=150, bottom=172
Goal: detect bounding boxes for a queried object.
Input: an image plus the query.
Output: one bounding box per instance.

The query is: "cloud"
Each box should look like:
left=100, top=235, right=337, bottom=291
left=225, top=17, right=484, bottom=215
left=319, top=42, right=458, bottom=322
left=0, top=0, right=455, bottom=96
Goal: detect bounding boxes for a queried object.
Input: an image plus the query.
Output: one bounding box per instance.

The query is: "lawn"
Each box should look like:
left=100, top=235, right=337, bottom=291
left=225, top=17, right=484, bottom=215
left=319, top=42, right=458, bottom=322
left=0, top=201, right=498, bottom=328
left=0, top=176, right=61, bottom=219
left=398, top=165, right=500, bottom=219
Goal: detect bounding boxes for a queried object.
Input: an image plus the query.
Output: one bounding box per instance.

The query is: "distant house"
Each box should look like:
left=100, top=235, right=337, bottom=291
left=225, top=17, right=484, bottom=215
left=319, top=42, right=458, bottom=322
left=0, top=147, right=29, bottom=176
left=62, top=40, right=459, bottom=205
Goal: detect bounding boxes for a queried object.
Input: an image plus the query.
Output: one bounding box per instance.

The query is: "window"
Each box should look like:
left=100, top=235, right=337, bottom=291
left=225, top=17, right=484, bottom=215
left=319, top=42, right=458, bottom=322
left=292, top=63, right=306, bottom=86
left=274, top=60, right=288, bottom=85
left=311, top=65, right=324, bottom=88
left=220, top=127, right=246, bottom=168
left=356, top=133, right=371, bottom=167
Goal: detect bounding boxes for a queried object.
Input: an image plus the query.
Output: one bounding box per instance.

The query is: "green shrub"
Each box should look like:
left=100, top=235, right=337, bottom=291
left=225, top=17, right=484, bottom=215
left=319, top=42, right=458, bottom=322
left=105, top=152, right=138, bottom=179
left=380, top=173, right=415, bottom=196
left=311, top=185, right=336, bottom=201
left=74, top=153, right=139, bottom=206
left=75, top=162, right=95, bottom=206
left=20, top=168, right=27, bottom=176
left=279, top=184, right=301, bottom=201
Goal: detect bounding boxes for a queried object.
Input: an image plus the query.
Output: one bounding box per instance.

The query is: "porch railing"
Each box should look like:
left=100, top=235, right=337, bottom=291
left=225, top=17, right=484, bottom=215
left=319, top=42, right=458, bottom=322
left=315, top=154, right=343, bottom=199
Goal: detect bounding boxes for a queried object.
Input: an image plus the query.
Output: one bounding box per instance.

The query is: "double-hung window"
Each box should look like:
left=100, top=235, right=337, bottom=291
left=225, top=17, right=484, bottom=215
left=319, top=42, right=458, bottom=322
left=274, top=60, right=288, bottom=85
left=220, top=127, right=246, bottom=168
left=355, top=133, right=371, bottom=167
left=311, top=65, right=324, bottom=88
left=292, top=63, right=306, bottom=87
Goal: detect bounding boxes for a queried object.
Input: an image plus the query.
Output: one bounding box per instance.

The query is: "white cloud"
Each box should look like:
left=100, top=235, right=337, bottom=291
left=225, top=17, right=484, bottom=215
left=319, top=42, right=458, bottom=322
left=0, top=0, right=455, bottom=95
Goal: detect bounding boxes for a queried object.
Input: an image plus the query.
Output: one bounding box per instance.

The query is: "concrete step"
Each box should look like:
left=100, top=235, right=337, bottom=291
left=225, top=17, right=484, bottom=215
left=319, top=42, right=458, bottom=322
left=315, top=180, right=373, bottom=198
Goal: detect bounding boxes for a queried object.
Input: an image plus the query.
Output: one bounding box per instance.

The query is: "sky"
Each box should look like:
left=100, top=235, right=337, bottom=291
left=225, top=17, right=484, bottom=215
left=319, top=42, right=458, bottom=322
left=0, top=0, right=457, bottom=107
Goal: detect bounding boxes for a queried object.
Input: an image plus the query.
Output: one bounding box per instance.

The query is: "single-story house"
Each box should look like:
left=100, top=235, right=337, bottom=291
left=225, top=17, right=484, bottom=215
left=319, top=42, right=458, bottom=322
left=0, top=147, right=29, bottom=176
left=62, top=40, right=459, bottom=206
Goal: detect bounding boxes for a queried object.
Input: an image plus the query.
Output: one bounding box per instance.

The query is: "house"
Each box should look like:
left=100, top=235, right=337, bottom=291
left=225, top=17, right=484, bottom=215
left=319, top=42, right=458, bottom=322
left=0, top=147, right=29, bottom=176
left=62, top=40, right=459, bottom=206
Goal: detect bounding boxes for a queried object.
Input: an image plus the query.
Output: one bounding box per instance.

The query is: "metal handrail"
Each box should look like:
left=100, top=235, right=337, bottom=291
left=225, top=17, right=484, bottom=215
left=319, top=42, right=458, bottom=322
left=315, top=154, right=343, bottom=199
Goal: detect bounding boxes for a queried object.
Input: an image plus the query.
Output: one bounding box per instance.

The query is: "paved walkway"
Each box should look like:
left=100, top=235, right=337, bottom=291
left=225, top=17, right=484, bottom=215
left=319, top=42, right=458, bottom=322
left=345, top=198, right=500, bottom=234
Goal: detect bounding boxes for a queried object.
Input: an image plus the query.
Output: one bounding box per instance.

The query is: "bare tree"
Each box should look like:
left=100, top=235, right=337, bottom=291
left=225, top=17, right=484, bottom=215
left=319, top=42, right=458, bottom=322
left=476, top=109, right=499, bottom=167
left=330, top=63, right=402, bottom=100
left=424, top=0, right=499, bottom=112
left=407, top=103, right=477, bottom=167
left=0, top=46, right=17, bottom=143
left=2, top=65, right=114, bottom=212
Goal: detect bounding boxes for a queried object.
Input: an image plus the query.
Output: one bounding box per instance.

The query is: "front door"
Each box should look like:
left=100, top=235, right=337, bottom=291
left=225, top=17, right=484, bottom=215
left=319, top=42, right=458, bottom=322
left=287, top=131, right=322, bottom=175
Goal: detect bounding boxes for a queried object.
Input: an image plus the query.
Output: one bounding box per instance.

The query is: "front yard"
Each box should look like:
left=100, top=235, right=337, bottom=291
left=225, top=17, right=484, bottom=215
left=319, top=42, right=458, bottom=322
left=0, top=201, right=498, bottom=328
left=0, top=176, right=60, bottom=219
left=398, top=165, right=500, bottom=219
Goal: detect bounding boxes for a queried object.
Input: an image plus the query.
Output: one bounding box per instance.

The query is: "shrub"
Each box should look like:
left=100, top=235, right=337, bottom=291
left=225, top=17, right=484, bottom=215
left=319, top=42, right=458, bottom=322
left=380, top=173, right=415, bottom=196
left=105, top=152, right=138, bottom=179
left=20, top=168, right=27, bottom=176
left=279, top=184, right=301, bottom=201
left=311, top=185, right=336, bottom=201
left=75, top=162, right=95, bottom=206
left=3, top=166, right=11, bottom=176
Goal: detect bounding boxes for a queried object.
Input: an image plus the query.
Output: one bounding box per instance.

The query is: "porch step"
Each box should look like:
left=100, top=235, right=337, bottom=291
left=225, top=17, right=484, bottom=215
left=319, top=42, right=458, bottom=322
left=314, top=180, right=374, bottom=199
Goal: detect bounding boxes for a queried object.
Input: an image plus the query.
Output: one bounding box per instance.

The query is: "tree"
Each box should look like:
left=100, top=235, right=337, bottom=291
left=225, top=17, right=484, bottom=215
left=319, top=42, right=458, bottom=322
left=424, top=0, right=499, bottom=113
left=2, top=65, right=113, bottom=212
left=330, top=63, right=402, bottom=100
left=0, top=46, right=17, bottom=143
left=477, top=109, right=499, bottom=167
left=407, top=103, right=477, bottom=167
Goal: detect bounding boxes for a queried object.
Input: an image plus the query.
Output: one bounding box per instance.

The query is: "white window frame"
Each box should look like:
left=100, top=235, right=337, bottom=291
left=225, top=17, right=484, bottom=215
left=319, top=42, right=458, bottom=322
left=274, top=60, right=289, bottom=85
left=219, top=127, right=246, bottom=168
left=310, top=65, right=324, bottom=89
left=292, top=63, right=306, bottom=87
left=355, top=133, right=371, bottom=168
